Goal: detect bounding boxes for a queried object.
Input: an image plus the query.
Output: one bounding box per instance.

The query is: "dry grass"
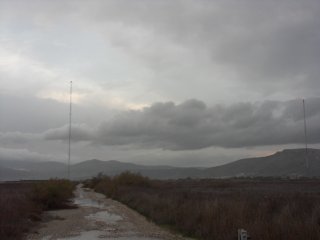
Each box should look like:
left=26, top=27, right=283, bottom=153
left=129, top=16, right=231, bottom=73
left=88, top=174, right=320, bottom=240
left=0, top=182, right=38, bottom=240
left=0, top=179, right=75, bottom=240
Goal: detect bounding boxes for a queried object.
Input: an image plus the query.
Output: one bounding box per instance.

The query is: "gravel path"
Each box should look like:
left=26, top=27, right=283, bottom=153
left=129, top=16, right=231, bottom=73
left=27, top=185, right=189, bottom=240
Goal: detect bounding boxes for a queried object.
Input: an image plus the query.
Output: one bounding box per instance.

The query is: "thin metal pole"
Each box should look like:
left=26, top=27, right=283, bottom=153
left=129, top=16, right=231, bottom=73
left=303, top=99, right=308, bottom=174
left=68, top=81, right=72, bottom=180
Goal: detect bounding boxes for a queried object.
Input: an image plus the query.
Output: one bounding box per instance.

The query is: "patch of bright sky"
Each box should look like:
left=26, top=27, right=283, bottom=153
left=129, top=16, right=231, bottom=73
left=0, top=18, right=156, bottom=110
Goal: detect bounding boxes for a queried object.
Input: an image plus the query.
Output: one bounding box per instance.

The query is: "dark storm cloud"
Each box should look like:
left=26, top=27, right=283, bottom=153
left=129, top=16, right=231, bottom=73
left=92, top=98, right=320, bottom=150
left=2, top=98, right=319, bottom=153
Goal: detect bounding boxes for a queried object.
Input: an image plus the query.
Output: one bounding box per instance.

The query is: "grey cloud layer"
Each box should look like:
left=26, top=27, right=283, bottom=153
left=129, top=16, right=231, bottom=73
left=44, top=124, right=94, bottom=142
left=83, top=0, right=320, bottom=98
left=1, top=98, right=319, bottom=152
left=92, top=98, right=320, bottom=150
left=0, top=147, right=56, bottom=162
left=1, top=0, right=319, bottom=104
left=0, top=124, right=93, bottom=148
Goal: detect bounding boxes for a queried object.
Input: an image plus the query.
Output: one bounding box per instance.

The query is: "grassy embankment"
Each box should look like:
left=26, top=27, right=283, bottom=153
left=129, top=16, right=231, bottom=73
left=86, top=172, right=320, bottom=240
left=0, top=179, right=75, bottom=240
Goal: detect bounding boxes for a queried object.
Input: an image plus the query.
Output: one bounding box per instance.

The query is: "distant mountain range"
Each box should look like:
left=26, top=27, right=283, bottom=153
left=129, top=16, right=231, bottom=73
left=1, top=148, right=319, bottom=181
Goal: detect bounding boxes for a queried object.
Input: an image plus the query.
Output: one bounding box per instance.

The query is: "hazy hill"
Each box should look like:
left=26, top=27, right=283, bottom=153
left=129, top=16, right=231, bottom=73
left=0, top=160, right=67, bottom=180
left=0, top=166, right=31, bottom=181
left=71, top=159, right=203, bottom=179
left=0, top=158, right=197, bottom=180
left=203, top=148, right=320, bottom=178
left=1, top=148, right=319, bottom=181
left=72, top=159, right=173, bottom=179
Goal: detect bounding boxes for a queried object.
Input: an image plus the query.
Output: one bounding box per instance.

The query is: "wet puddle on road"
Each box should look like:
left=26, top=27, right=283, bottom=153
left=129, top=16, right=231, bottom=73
left=54, top=185, right=165, bottom=240
left=85, top=210, right=123, bottom=223
left=73, top=187, right=106, bottom=209
left=73, top=196, right=105, bottom=209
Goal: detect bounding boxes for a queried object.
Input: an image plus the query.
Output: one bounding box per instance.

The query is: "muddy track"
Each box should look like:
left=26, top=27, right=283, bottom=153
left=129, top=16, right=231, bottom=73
left=27, top=185, right=189, bottom=240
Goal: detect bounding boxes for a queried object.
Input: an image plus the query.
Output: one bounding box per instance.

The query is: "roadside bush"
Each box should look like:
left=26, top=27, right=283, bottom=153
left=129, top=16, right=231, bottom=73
left=90, top=171, right=151, bottom=198
left=32, top=179, right=75, bottom=210
left=93, top=175, right=115, bottom=197
left=114, top=171, right=151, bottom=187
left=83, top=172, right=105, bottom=189
left=0, top=179, right=75, bottom=240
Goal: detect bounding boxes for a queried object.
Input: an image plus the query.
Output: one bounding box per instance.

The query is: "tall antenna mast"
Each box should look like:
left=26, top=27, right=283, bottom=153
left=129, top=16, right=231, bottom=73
left=68, top=81, right=73, bottom=180
left=303, top=99, right=308, bottom=174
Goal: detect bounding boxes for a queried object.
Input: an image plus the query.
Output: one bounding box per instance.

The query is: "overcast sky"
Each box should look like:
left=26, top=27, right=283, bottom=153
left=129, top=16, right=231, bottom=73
left=0, top=0, right=319, bottom=167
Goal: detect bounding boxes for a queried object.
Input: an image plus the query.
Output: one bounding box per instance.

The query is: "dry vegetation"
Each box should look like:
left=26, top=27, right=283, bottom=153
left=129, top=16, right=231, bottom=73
left=86, top=172, right=320, bottom=240
left=32, top=179, right=75, bottom=210
left=0, top=179, right=75, bottom=240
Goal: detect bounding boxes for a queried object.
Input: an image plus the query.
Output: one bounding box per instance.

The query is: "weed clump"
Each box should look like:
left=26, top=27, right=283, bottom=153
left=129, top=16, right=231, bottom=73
left=32, top=179, right=75, bottom=210
left=0, top=179, right=75, bottom=240
left=0, top=183, right=37, bottom=240
left=86, top=171, right=151, bottom=198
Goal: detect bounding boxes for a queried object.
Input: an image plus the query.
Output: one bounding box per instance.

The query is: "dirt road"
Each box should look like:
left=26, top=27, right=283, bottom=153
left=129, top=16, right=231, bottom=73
left=27, top=185, right=188, bottom=240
